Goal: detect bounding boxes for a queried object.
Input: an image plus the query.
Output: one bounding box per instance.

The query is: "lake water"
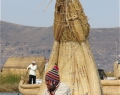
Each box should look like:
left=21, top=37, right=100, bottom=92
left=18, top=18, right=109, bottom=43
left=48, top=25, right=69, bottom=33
left=0, top=92, right=22, bottom=95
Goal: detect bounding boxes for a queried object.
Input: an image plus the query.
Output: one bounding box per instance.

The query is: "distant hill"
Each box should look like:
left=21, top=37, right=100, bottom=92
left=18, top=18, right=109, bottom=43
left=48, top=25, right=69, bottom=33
left=0, top=21, right=119, bottom=71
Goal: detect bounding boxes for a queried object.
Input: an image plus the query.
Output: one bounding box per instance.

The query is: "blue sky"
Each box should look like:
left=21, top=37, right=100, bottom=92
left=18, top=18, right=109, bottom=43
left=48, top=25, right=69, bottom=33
left=0, top=0, right=120, bottom=28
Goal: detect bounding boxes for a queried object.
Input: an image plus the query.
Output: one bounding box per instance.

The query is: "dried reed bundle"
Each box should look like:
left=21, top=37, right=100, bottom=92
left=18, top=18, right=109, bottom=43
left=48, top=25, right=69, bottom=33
left=101, top=80, right=120, bottom=86
left=81, top=40, right=102, bottom=95
left=114, top=61, right=120, bottom=79
left=37, top=41, right=60, bottom=94
left=101, top=80, right=120, bottom=95
left=102, top=86, right=120, bottom=95
left=37, top=0, right=102, bottom=95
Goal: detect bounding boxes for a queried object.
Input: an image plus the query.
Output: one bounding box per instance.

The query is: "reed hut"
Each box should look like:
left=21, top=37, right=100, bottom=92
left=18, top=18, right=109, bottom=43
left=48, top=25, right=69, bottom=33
left=37, top=0, right=102, bottom=95
left=2, top=56, right=45, bottom=78
left=114, top=60, right=120, bottom=79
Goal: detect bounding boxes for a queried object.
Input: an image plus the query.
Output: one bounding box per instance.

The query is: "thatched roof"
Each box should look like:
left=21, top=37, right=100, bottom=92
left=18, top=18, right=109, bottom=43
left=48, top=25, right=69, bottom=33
left=2, top=56, right=46, bottom=78
left=3, top=56, right=45, bottom=69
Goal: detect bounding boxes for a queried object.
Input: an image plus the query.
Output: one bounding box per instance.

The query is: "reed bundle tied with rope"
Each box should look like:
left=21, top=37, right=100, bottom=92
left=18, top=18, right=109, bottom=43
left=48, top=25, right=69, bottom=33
left=37, top=0, right=102, bottom=95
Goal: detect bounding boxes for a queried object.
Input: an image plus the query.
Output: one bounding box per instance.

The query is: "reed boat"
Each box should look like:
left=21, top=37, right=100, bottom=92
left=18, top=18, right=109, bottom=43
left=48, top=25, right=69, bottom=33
left=18, top=56, right=45, bottom=95
left=19, top=78, right=42, bottom=95
left=98, top=68, right=120, bottom=95
left=101, top=80, right=120, bottom=95
left=37, top=0, right=103, bottom=94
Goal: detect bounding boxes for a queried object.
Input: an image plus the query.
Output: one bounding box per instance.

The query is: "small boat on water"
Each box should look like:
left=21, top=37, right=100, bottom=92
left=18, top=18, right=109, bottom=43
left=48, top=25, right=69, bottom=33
left=18, top=56, right=45, bottom=95
left=19, top=78, right=42, bottom=95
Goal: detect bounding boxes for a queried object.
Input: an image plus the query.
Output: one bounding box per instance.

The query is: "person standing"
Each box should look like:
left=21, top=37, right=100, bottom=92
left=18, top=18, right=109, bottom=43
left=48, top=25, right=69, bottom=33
left=45, top=59, right=49, bottom=70
left=118, top=58, right=120, bottom=64
left=27, top=61, right=37, bottom=84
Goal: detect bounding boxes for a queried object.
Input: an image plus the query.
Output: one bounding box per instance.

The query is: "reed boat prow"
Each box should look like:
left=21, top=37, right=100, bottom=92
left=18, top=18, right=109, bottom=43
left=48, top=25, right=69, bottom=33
left=19, top=79, right=41, bottom=95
